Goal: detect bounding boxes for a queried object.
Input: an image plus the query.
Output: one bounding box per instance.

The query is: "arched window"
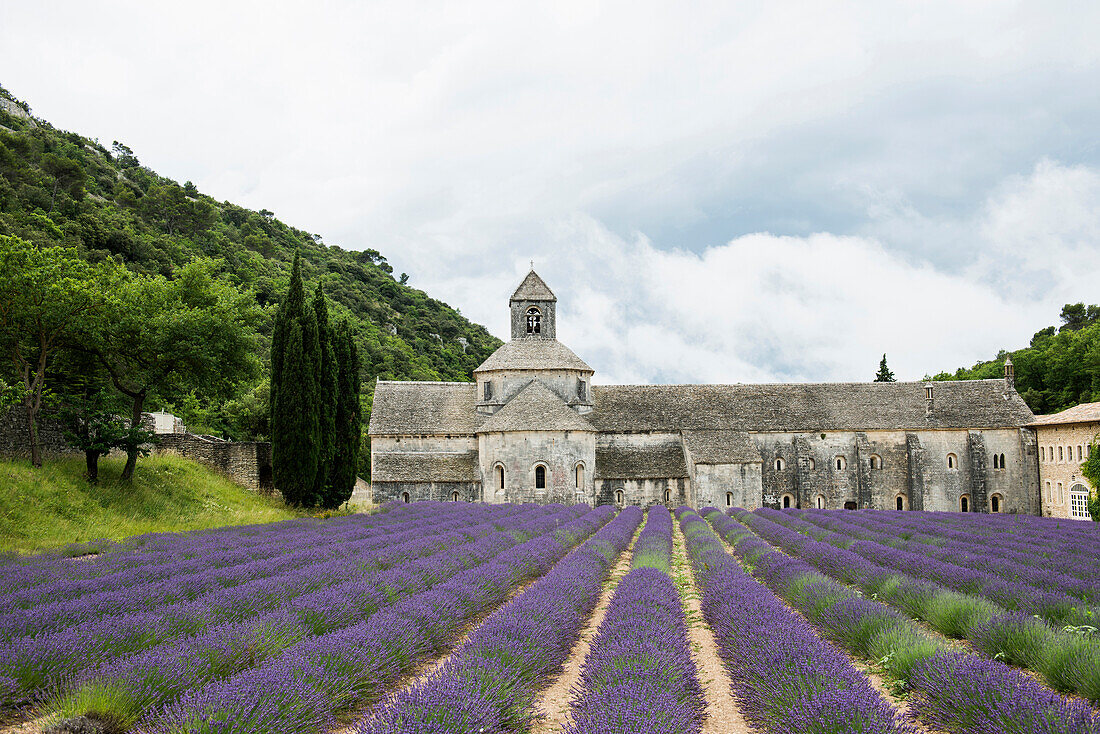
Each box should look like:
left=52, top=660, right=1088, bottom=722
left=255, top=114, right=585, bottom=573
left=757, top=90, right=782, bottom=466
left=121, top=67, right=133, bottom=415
left=775, top=457, right=785, bottom=471
left=815, top=494, right=825, bottom=509
left=1059, top=446, right=1064, bottom=462
left=807, top=458, right=816, bottom=470
left=834, top=456, right=846, bottom=471
left=782, top=494, right=793, bottom=509
left=947, top=453, right=957, bottom=470
left=1045, top=481, right=1052, bottom=503
left=1057, top=482, right=1064, bottom=504
left=1070, top=484, right=1090, bottom=518
left=452, top=491, right=459, bottom=502
left=991, top=454, right=998, bottom=469
left=495, top=464, right=505, bottom=492
left=664, top=488, right=671, bottom=503
left=1078, top=446, right=1084, bottom=462
left=575, top=463, right=584, bottom=489
left=896, top=495, right=904, bottom=511
left=960, top=495, right=969, bottom=513
left=870, top=455, right=882, bottom=470
left=1041, top=446, right=1046, bottom=462
left=990, top=493, right=1002, bottom=513
left=535, top=465, right=546, bottom=489
left=402, top=491, right=410, bottom=503
left=725, top=492, right=733, bottom=507
left=526, top=306, right=542, bottom=334
left=615, top=489, right=624, bottom=506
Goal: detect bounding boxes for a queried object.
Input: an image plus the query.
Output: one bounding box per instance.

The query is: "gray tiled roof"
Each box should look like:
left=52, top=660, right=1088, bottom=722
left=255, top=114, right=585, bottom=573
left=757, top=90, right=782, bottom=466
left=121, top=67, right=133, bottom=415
left=474, top=339, right=594, bottom=373
left=368, top=381, right=481, bottom=436
left=682, top=430, right=762, bottom=464
left=369, top=378, right=1034, bottom=436
left=477, top=380, right=595, bottom=433
left=371, top=451, right=480, bottom=482
left=1030, top=401, right=1100, bottom=426
left=588, top=380, right=1033, bottom=432
left=511, top=270, right=556, bottom=301
left=596, top=442, right=688, bottom=479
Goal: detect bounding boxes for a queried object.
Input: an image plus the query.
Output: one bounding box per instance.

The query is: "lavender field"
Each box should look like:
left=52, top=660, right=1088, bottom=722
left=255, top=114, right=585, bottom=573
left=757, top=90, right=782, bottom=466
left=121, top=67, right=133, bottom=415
left=1, top=503, right=1098, bottom=734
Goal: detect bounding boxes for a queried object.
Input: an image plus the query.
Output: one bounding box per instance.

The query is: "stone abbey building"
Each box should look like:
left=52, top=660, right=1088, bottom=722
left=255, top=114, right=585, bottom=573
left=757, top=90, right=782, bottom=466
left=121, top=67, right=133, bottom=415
left=369, top=271, right=1040, bottom=513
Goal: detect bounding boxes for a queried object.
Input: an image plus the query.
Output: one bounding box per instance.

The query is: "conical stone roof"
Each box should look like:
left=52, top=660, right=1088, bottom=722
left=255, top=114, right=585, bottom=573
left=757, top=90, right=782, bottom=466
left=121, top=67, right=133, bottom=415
left=477, top=380, right=595, bottom=433
left=511, top=270, right=556, bottom=301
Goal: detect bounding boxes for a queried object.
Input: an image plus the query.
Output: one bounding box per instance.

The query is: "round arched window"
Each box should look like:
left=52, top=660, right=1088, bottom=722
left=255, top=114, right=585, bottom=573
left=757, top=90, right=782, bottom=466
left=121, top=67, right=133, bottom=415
left=535, top=464, right=546, bottom=489
left=526, top=307, right=542, bottom=334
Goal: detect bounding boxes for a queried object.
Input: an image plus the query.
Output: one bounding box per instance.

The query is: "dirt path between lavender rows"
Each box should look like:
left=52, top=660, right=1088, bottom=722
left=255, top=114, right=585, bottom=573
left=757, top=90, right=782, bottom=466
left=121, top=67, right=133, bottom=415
left=527, top=522, right=643, bottom=734
left=670, top=519, right=756, bottom=734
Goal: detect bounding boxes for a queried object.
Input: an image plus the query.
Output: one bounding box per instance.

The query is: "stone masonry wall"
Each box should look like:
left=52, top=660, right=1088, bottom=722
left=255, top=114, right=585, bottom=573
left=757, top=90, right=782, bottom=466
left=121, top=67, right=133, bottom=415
left=0, top=408, right=77, bottom=457
left=157, top=433, right=273, bottom=493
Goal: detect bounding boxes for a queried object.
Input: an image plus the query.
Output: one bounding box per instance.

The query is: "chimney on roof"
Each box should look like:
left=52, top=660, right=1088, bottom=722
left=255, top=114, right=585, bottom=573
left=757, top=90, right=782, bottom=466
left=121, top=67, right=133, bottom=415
left=1004, top=355, right=1015, bottom=390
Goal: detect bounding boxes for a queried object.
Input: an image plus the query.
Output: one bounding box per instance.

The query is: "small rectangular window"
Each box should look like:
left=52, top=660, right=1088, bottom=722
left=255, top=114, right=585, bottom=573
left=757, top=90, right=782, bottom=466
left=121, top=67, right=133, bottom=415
left=577, top=378, right=587, bottom=401
left=483, top=382, right=493, bottom=400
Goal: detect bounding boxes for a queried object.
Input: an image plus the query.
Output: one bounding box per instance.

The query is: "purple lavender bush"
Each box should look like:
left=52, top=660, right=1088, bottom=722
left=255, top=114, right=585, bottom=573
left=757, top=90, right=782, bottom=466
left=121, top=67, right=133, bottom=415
left=357, top=506, right=643, bottom=734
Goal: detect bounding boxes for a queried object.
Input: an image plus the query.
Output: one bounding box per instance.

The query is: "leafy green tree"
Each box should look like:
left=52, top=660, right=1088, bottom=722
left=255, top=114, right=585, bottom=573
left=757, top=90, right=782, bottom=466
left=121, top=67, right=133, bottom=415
left=874, top=354, right=896, bottom=382
left=40, top=152, right=85, bottom=211
left=312, top=282, right=337, bottom=501
left=0, top=236, right=117, bottom=466
left=90, top=259, right=260, bottom=481
left=328, top=319, right=361, bottom=507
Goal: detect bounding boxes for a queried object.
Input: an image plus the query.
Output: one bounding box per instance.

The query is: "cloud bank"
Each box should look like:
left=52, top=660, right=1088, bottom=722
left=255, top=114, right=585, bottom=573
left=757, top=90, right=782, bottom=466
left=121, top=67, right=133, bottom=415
left=1, top=2, right=1098, bottom=383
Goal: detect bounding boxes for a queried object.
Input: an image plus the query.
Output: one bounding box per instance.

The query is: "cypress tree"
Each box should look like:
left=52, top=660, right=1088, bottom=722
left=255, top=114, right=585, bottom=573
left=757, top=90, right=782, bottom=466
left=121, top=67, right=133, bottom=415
left=312, top=282, right=337, bottom=502
left=272, top=322, right=319, bottom=505
left=270, top=251, right=306, bottom=431
left=271, top=251, right=322, bottom=506
left=328, top=319, right=361, bottom=508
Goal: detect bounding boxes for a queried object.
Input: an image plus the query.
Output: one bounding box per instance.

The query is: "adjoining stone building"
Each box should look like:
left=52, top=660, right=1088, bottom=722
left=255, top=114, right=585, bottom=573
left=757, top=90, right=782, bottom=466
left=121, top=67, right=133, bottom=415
left=369, top=271, right=1041, bottom=512
left=1030, top=401, right=1099, bottom=520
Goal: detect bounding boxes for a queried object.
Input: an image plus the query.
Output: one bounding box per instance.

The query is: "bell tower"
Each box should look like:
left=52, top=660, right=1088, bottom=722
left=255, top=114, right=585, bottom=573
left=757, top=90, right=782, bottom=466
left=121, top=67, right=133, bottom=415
left=510, top=268, right=556, bottom=340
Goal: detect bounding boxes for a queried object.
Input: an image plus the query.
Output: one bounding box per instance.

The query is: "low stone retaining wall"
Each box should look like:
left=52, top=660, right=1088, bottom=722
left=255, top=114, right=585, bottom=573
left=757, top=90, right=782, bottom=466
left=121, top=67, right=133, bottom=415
left=156, top=433, right=273, bottom=493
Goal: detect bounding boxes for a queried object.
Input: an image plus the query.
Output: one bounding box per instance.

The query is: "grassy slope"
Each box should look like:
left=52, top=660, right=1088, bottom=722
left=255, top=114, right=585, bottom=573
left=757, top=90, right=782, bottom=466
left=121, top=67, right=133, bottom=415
left=0, top=454, right=302, bottom=554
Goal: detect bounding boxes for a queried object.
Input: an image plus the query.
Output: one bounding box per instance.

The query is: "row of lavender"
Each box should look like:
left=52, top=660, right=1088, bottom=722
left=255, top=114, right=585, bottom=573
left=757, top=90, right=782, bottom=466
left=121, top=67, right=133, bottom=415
left=2, top=503, right=544, bottom=709
left=357, top=506, right=643, bottom=733
left=813, top=508, right=1100, bottom=594
left=143, top=504, right=619, bottom=734
left=857, top=509, right=1100, bottom=578
left=710, top=509, right=1100, bottom=733
left=3, top=503, right=594, bottom=727
left=795, top=509, right=1100, bottom=613
left=0, top=505, right=435, bottom=604
left=677, top=508, right=915, bottom=734
left=2, top=504, right=512, bottom=638
left=743, top=507, right=1100, bottom=702
left=565, top=505, right=705, bottom=734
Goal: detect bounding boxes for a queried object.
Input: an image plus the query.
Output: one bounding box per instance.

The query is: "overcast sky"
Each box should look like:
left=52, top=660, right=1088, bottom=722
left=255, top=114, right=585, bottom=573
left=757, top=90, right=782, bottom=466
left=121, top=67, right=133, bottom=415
left=3, top=1, right=1099, bottom=384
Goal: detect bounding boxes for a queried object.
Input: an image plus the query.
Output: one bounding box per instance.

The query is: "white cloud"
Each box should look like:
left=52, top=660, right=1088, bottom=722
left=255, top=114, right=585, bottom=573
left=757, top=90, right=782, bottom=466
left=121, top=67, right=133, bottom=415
left=1, top=2, right=1099, bottom=384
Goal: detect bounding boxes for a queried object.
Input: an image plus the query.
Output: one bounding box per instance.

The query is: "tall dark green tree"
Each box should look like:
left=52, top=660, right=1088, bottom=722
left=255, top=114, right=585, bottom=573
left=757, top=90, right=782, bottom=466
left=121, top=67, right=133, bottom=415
left=874, top=354, right=896, bottom=383
left=312, top=282, right=337, bottom=501
left=273, top=322, right=319, bottom=505
left=269, top=251, right=306, bottom=425
left=328, top=319, right=361, bottom=508
left=270, top=251, right=322, bottom=506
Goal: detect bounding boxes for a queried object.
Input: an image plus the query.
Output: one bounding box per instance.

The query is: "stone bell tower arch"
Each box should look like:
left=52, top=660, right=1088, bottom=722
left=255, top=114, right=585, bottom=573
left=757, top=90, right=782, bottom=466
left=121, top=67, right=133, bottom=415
left=510, top=268, right=556, bottom=340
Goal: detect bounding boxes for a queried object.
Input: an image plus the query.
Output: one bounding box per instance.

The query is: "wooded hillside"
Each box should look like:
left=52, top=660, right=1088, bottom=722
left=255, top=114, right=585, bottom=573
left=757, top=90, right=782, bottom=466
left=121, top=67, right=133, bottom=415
left=0, top=84, right=501, bottom=444
left=933, top=304, right=1100, bottom=416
